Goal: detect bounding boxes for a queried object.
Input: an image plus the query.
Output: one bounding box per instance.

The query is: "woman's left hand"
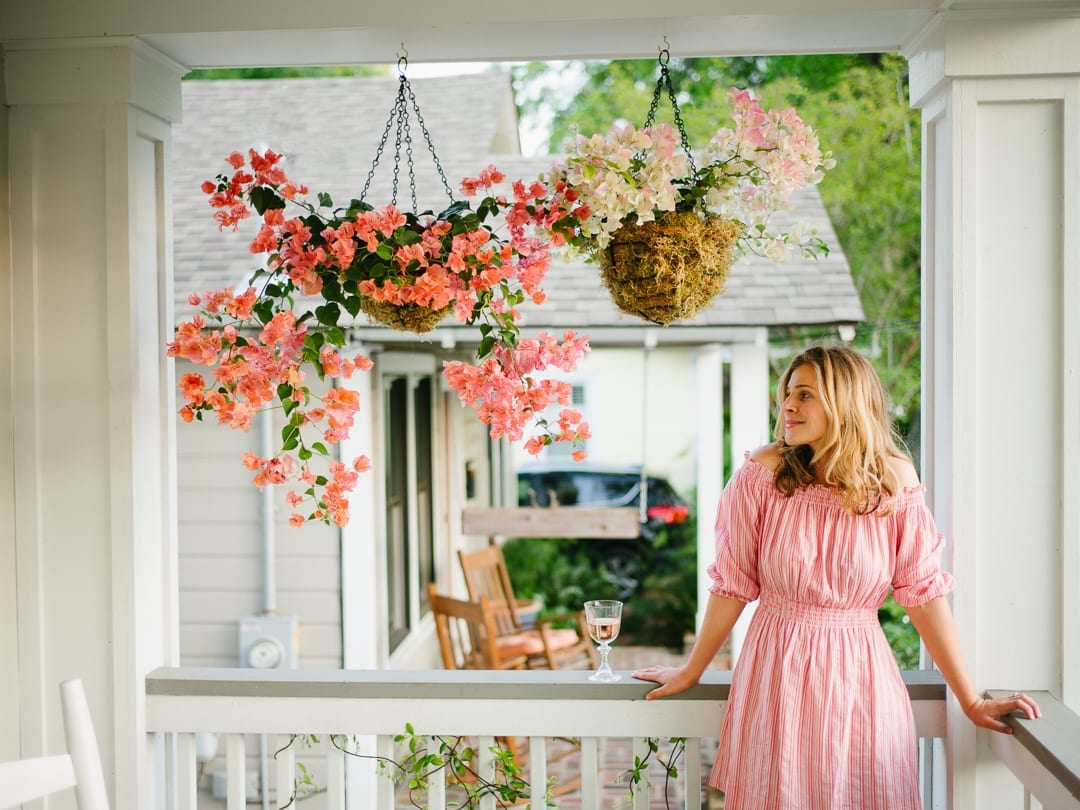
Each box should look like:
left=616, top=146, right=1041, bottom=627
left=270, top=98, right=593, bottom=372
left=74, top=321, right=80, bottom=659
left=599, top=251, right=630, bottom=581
left=965, top=692, right=1041, bottom=733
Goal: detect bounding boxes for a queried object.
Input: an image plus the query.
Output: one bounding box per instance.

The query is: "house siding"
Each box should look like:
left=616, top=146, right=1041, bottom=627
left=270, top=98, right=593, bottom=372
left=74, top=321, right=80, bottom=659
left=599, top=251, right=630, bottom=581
left=175, top=358, right=343, bottom=670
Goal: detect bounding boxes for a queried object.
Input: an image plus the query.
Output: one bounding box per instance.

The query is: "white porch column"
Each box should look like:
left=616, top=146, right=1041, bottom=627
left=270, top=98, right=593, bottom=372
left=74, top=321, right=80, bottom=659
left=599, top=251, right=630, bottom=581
left=3, top=38, right=186, bottom=809
left=726, top=331, right=770, bottom=664
left=907, top=16, right=1080, bottom=810
left=693, top=345, right=724, bottom=634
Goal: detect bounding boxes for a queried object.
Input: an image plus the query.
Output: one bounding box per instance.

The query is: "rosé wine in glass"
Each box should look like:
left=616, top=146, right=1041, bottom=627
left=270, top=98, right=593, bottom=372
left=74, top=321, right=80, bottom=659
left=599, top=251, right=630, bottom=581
left=584, top=600, right=623, bottom=682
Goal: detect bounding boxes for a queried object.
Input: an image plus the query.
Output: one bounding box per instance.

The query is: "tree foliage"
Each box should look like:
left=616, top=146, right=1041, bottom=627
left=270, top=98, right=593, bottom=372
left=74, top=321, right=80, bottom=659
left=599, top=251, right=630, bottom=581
left=515, top=53, right=922, bottom=446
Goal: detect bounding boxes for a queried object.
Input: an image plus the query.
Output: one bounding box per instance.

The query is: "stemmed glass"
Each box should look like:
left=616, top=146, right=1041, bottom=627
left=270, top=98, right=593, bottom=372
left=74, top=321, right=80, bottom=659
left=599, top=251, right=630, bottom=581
left=584, top=600, right=623, bottom=682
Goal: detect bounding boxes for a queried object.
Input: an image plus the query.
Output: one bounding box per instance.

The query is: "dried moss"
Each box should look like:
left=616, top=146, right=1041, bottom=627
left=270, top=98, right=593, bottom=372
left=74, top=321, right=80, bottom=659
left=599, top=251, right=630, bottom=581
left=357, top=297, right=450, bottom=333
left=598, top=212, right=743, bottom=325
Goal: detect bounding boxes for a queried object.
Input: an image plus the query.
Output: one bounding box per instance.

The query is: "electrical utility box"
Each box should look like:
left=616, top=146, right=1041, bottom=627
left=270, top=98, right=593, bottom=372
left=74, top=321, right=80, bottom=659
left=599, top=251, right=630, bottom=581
left=238, top=614, right=299, bottom=670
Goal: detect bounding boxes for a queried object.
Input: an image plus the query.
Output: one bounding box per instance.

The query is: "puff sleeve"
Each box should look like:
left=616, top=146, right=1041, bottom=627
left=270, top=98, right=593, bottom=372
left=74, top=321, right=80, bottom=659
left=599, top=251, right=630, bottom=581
left=890, top=492, right=956, bottom=607
left=706, top=459, right=763, bottom=603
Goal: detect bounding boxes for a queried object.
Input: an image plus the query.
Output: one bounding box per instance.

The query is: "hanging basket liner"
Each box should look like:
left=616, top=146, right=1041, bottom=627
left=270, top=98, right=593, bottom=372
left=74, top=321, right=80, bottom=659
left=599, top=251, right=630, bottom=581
left=357, top=296, right=451, bottom=334
left=599, top=212, right=743, bottom=326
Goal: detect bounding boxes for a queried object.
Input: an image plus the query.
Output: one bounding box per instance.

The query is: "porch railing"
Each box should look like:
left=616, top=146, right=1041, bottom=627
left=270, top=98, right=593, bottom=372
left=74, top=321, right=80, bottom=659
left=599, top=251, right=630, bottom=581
left=986, top=689, right=1080, bottom=810
left=146, top=667, right=949, bottom=809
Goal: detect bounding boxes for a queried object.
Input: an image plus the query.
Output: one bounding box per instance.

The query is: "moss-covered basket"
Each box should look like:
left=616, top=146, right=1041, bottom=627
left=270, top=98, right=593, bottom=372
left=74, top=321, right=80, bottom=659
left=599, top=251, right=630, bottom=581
left=357, top=297, right=451, bottom=333
left=599, top=212, right=743, bottom=325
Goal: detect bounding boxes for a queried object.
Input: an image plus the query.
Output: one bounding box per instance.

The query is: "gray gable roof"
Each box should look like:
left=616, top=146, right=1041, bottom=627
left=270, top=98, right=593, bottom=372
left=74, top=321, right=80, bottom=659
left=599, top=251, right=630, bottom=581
left=173, top=72, right=864, bottom=343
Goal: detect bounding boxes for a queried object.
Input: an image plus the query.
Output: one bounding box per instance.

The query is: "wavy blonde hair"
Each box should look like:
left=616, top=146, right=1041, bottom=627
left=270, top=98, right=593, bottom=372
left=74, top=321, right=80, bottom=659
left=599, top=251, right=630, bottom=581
left=773, top=345, right=909, bottom=513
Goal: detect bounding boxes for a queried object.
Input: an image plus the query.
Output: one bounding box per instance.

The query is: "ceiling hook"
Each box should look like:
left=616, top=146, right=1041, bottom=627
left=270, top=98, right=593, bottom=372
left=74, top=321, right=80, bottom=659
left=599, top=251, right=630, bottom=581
left=658, top=36, right=671, bottom=66
left=397, top=42, right=409, bottom=74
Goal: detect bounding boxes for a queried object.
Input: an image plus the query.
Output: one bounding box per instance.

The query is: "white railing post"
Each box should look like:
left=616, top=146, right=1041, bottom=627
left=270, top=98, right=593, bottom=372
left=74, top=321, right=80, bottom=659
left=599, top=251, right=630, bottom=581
left=579, top=736, right=599, bottom=809
left=632, top=737, right=650, bottom=810
left=274, top=734, right=294, bottom=810
left=528, top=736, right=547, bottom=806
left=477, top=735, right=497, bottom=810
left=175, top=733, right=196, bottom=810
left=225, top=734, right=245, bottom=810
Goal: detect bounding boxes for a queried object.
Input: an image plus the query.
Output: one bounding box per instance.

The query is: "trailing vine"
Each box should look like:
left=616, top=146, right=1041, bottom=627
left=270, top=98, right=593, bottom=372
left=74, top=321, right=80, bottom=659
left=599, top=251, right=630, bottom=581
left=274, top=729, right=688, bottom=809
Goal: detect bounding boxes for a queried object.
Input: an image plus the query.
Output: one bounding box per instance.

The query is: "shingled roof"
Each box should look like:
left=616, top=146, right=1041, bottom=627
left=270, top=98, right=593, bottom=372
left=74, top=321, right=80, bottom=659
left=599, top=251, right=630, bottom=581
left=173, top=71, right=864, bottom=345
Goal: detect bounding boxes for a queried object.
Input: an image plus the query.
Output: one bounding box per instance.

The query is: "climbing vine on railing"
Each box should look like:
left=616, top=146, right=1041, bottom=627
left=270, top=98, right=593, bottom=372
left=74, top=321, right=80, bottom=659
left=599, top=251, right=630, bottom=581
left=618, top=736, right=688, bottom=809
left=276, top=729, right=688, bottom=809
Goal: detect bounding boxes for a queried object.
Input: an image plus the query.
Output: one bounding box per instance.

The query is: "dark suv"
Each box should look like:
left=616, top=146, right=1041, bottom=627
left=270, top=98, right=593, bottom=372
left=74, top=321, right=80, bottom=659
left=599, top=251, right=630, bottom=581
left=515, top=464, right=691, bottom=595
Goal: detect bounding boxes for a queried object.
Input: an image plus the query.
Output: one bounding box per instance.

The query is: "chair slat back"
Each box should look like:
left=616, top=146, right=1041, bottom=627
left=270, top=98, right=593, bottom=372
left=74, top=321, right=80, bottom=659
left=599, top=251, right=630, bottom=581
left=0, top=679, right=110, bottom=810
left=457, top=545, right=523, bottom=636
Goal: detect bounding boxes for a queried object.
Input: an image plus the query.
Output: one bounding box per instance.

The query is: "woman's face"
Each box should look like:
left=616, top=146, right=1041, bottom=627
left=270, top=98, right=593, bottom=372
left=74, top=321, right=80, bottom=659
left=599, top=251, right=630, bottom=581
left=782, top=364, right=828, bottom=452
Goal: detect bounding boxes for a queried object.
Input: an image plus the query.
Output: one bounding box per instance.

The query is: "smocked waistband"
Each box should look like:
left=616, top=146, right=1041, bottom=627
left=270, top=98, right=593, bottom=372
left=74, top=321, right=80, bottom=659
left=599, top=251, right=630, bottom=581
left=758, top=592, right=878, bottom=628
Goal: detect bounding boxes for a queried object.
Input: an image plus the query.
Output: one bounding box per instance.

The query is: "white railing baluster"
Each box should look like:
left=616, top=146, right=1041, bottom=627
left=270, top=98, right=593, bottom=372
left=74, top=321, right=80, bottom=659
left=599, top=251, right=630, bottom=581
left=175, top=733, right=197, bottom=810
left=579, top=736, right=599, bottom=809
left=426, top=735, right=446, bottom=810
left=632, top=737, right=650, bottom=810
left=225, top=733, right=245, bottom=810
left=683, top=736, right=701, bottom=809
left=477, top=735, right=496, bottom=810
left=327, top=737, right=345, bottom=810
left=274, top=734, right=294, bottom=810
left=375, top=734, right=396, bottom=810
left=528, top=736, right=546, bottom=806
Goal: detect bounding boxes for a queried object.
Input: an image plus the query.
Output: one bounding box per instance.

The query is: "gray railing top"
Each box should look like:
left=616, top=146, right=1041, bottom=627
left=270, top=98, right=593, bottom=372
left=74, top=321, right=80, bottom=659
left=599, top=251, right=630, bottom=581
left=146, top=666, right=947, bottom=701
left=987, top=689, right=1080, bottom=802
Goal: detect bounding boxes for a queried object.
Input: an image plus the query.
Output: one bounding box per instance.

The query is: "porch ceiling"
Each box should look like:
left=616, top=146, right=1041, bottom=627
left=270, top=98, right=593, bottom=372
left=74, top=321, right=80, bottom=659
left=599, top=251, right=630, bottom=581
left=0, top=1, right=951, bottom=68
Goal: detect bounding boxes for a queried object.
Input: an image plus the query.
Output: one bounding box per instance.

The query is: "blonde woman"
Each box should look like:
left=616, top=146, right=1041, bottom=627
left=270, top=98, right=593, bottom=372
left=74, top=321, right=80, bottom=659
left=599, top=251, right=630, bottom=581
left=633, top=345, right=1040, bottom=809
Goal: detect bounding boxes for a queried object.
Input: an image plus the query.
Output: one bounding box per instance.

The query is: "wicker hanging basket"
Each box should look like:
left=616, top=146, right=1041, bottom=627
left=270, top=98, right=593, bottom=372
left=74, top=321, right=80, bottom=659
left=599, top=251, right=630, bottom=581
left=357, top=296, right=451, bottom=333
left=599, top=212, right=743, bottom=326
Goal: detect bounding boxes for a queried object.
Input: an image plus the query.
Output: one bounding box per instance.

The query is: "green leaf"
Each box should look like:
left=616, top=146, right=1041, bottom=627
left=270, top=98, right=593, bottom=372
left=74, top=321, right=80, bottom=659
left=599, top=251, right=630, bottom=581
left=248, top=186, right=285, bottom=215
left=395, top=228, right=422, bottom=245
left=318, top=191, right=333, bottom=208
left=298, top=446, right=312, bottom=461
left=315, top=302, right=341, bottom=327
left=311, top=442, right=329, bottom=456
left=343, top=296, right=362, bottom=317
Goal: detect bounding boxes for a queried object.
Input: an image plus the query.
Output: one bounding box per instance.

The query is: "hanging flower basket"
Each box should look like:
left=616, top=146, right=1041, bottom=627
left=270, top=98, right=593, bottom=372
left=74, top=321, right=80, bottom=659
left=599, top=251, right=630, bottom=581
left=599, top=212, right=743, bottom=325
left=169, top=62, right=598, bottom=528
left=532, top=50, right=835, bottom=325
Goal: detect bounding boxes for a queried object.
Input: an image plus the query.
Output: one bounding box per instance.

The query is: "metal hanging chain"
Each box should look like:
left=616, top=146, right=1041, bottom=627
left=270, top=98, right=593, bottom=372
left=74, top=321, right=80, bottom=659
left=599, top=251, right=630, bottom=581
left=359, top=54, right=456, bottom=208
left=642, top=48, right=698, bottom=177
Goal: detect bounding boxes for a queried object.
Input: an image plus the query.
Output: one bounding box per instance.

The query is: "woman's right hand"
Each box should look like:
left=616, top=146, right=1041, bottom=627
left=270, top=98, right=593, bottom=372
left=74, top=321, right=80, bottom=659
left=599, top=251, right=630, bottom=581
left=631, top=665, right=699, bottom=700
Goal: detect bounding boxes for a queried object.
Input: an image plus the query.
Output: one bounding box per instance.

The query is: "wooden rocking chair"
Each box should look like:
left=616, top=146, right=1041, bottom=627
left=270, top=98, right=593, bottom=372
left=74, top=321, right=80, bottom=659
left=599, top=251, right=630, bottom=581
left=457, top=545, right=597, bottom=670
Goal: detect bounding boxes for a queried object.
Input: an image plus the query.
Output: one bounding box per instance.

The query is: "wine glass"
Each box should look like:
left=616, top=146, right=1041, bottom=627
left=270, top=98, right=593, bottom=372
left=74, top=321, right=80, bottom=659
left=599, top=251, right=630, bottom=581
left=584, top=600, right=623, bottom=682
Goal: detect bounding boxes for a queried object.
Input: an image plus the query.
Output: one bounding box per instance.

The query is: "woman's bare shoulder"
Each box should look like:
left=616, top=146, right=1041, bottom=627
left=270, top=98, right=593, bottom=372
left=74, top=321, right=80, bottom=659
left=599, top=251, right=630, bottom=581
left=888, top=454, right=921, bottom=488
left=749, top=443, right=782, bottom=472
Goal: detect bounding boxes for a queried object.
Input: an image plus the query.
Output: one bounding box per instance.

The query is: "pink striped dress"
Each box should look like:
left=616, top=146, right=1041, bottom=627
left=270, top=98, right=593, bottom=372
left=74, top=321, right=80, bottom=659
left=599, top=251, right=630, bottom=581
left=708, top=457, right=954, bottom=809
